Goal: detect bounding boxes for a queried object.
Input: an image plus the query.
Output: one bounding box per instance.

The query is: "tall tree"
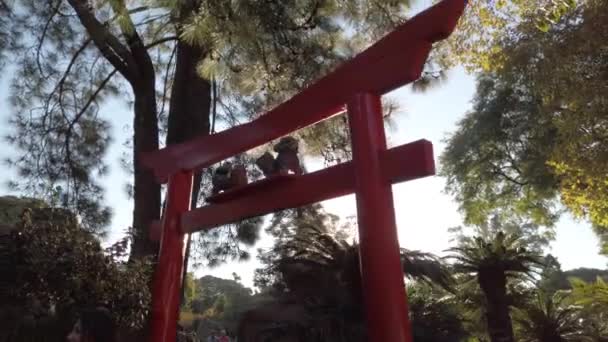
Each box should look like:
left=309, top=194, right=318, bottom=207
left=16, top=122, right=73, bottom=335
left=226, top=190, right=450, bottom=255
left=441, top=0, right=608, bottom=251
left=447, top=231, right=543, bottom=342
left=0, top=0, right=420, bottom=264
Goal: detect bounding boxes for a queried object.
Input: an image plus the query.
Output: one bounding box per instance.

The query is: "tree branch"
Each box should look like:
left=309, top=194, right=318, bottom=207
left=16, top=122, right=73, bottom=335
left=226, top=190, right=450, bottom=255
left=57, top=39, right=92, bottom=99
left=159, top=44, right=177, bottom=117
left=63, top=69, right=118, bottom=183
left=490, top=163, right=528, bottom=187
left=36, top=1, right=62, bottom=77
left=108, top=0, right=155, bottom=82
left=69, top=69, right=119, bottom=132
left=145, top=36, right=178, bottom=49
left=66, top=0, right=136, bottom=81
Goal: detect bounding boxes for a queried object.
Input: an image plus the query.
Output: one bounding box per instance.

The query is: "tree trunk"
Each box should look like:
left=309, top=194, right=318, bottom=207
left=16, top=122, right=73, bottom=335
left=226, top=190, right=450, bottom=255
left=479, top=271, right=514, bottom=342
left=129, top=74, right=162, bottom=261
left=166, top=37, right=212, bottom=305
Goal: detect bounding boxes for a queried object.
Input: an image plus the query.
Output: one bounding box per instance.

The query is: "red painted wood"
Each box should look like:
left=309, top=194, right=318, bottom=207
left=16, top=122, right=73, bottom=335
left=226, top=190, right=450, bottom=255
left=140, top=0, right=467, bottom=183
left=205, top=173, right=297, bottom=204
left=147, top=140, right=434, bottom=239
left=150, top=171, right=193, bottom=342
left=348, top=93, right=412, bottom=341
left=177, top=140, right=434, bottom=234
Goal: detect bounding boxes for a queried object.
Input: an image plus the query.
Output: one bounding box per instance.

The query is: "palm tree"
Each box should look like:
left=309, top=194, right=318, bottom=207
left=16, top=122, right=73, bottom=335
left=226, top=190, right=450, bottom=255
left=239, top=223, right=455, bottom=341
left=513, top=291, right=585, bottom=342
left=447, top=231, right=543, bottom=342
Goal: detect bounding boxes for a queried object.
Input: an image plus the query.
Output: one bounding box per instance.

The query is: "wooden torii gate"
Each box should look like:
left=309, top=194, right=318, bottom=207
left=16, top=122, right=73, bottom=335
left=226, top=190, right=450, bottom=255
left=141, top=1, right=467, bottom=341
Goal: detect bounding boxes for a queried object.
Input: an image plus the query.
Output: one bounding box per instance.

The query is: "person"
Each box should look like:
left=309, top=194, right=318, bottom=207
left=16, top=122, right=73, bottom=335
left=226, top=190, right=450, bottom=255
left=207, top=330, right=217, bottom=342
left=217, top=329, right=230, bottom=342
left=66, top=307, right=117, bottom=342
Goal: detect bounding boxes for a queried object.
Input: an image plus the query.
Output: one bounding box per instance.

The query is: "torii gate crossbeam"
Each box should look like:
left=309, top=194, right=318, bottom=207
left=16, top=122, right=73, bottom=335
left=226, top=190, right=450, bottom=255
left=141, top=1, right=467, bottom=341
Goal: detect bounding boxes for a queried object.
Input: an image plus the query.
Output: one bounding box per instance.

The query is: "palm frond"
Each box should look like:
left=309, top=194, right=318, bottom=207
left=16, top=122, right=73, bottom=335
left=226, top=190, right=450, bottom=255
left=401, top=249, right=454, bottom=292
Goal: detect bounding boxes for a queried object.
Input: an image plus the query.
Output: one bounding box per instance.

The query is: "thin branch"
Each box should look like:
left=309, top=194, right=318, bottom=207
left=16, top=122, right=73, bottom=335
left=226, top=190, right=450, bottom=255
left=56, top=39, right=93, bottom=99
left=36, top=1, right=62, bottom=78
left=490, top=163, right=528, bottom=187
left=144, top=36, right=178, bottom=49
left=68, top=69, right=119, bottom=132
left=62, top=69, right=118, bottom=191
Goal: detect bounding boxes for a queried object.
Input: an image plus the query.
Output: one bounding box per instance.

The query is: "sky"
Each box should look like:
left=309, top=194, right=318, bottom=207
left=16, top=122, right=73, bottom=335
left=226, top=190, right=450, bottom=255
left=0, top=3, right=606, bottom=290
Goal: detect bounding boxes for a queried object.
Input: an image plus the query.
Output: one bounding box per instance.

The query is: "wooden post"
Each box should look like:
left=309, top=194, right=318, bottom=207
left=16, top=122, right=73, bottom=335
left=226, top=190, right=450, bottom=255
left=348, top=93, right=412, bottom=342
left=150, top=171, right=193, bottom=342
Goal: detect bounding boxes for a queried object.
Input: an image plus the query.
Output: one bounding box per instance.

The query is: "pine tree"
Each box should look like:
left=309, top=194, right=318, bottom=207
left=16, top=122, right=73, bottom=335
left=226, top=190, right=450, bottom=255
left=0, top=0, right=421, bottom=265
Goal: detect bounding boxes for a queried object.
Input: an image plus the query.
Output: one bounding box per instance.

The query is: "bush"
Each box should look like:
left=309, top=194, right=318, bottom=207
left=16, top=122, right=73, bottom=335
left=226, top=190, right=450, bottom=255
left=1, top=206, right=152, bottom=340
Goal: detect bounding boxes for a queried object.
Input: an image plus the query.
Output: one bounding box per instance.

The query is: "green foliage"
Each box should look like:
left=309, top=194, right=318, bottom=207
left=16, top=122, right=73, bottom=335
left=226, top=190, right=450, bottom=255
left=182, top=272, right=197, bottom=310
left=537, top=255, right=570, bottom=295
left=513, top=291, right=585, bottom=342
left=0, top=196, right=47, bottom=227
left=253, top=204, right=343, bottom=290
left=0, top=0, right=420, bottom=239
left=440, top=72, right=561, bottom=228
left=448, top=231, right=544, bottom=281
left=569, top=277, right=608, bottom=340
left=448, top=231, right=544, bottom=342
left=183, top=275, right=255, bottom=336
left=407, top=283, right=470, bottom=342
left=243, top=215, right=454, bottom=341
left=538, top=254, right=608, bottom=295
left=442, top=0, right=579, bottom=72
left=450, top=215, right=556, bottom=256
left=2, top=206, right=152, bottom=333
left=569, top=277, right=608, bottom=309
left=441, top=0, right=608, bottom=250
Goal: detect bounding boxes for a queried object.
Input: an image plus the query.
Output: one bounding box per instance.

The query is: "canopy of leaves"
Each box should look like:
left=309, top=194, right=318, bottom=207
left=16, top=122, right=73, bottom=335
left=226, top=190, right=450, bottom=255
left=441, top=0, right=608, bottom=252
left=442, top=0, right=578, bottom=72
left=449, top=215, right=556, bottom=256
left=0, top=0, right=419, bottom=237
left=448, top=231, right=544, bottom=281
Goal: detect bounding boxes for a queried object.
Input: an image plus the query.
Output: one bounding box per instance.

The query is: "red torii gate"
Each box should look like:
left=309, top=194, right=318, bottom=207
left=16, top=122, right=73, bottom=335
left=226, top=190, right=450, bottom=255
left=141, top=1, right=467, bottom=341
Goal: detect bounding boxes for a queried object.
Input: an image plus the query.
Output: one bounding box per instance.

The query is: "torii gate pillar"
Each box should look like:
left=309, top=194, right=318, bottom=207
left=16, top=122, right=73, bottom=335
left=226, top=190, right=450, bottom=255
left=348, top=93, right=411, bottom=341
